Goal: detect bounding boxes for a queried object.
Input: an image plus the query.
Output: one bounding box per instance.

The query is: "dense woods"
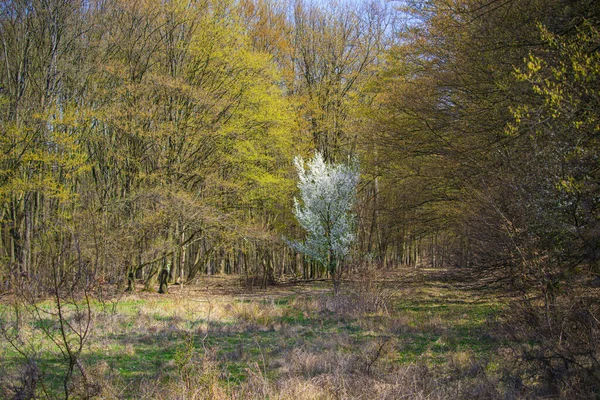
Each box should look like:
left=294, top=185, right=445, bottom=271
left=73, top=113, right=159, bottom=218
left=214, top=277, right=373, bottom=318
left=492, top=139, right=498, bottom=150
left=368, top=0, right=600, bottom=392
left=1, top=0, right=599, bottom=397
left=0, top=0, right=393, bottom=292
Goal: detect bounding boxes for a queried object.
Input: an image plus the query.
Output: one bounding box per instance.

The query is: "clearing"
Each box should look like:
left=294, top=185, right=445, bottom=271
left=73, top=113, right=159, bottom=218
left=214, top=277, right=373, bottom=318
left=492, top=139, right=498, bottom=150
left=1, top=268, right=520, bottom=399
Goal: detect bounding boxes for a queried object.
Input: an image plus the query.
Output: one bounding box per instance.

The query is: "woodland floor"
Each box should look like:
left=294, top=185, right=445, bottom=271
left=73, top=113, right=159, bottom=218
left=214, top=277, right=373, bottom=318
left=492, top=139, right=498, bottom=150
left=0, top=267, right=529, bottom=399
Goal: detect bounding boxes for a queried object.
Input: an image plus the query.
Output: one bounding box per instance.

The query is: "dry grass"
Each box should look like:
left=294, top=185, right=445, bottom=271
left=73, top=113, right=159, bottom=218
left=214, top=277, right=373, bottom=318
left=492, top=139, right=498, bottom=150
left=0, top=268, right=525, bottom=399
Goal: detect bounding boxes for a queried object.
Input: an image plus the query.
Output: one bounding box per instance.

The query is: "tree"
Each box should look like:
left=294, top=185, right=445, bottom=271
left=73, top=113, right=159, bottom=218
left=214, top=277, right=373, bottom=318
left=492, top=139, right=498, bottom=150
left=291, top=0, right=389, bottom=161
left=286, top=152, right=359, bottom=293
left=73, top=0, right=300, bottom=291
left=367, top=0, right=590, bottom=272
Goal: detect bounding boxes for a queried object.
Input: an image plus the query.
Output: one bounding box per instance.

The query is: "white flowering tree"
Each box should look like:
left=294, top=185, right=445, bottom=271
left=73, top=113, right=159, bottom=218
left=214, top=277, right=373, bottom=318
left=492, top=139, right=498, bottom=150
left=286, top=152, right=359, bottom=293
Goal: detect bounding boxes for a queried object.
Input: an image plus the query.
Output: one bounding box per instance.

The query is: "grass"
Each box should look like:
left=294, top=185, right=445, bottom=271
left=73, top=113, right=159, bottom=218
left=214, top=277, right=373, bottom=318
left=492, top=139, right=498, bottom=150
left=0, top=268, right=517, bottom=399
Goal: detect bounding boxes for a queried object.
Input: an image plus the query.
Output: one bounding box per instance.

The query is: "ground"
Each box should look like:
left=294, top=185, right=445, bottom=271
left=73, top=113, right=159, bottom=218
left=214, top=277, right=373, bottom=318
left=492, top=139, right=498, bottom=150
left=1, top=267, right=522, bottom=399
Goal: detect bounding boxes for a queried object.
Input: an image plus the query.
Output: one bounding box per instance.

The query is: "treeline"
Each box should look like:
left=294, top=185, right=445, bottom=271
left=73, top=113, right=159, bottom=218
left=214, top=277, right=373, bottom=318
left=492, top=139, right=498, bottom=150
left=372, top=0, right=600, bottom=296
left=373, top=0, right=600, bottom=289
left=1, top=0, right=599, bottom=298
left=0, top=0, right=392, bottom=292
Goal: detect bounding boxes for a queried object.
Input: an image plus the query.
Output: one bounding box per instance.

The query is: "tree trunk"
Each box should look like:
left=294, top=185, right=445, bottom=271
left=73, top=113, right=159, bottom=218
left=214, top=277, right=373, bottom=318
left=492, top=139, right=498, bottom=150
left=158, top=265, right=169, bottom=294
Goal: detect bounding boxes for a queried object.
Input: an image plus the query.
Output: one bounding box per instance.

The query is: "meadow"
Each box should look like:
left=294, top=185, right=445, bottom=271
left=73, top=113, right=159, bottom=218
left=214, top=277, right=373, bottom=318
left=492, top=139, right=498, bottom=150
left=0, top=267, right=528, bottom=399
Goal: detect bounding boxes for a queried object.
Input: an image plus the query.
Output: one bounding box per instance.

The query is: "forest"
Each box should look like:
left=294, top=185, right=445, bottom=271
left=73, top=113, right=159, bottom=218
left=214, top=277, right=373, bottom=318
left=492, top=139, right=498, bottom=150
left=0, top=0, right=599, bottom=398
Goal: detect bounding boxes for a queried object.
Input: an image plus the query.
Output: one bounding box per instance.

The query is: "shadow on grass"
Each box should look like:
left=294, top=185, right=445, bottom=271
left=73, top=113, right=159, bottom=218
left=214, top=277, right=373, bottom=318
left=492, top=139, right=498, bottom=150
left=2, top=269, right=507, bottom=398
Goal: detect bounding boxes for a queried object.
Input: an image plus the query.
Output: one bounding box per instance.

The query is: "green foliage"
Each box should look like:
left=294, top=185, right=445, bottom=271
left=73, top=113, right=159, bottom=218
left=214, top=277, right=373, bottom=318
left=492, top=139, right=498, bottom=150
left=0, top=0, right=304, bottom=289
